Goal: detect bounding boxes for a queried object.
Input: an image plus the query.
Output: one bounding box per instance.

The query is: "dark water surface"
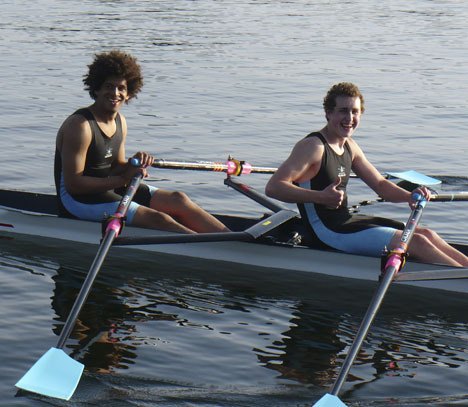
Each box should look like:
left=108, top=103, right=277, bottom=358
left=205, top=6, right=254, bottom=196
left=1, top=0, right=468, bottom=405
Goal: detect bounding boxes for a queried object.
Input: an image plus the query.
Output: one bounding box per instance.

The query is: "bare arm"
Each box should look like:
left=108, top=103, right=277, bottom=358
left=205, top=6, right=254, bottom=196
left=349, top=138, right=413, bottom=203
left=265, top=137, right=345, bottom=207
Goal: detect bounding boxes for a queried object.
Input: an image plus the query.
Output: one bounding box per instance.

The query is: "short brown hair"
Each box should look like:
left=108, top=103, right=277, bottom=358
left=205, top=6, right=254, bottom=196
left=83, top=50, right=144, bottom=101
left=323, top=82, right=365, bottom=114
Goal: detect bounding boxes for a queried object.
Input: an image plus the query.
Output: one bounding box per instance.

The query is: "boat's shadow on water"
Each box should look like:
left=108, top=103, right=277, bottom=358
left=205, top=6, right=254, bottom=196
left=4, top=235, right=468, bottom=406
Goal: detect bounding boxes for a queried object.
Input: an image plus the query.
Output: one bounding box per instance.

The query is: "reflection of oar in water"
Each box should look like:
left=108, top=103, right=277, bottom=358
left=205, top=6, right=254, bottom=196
left=16, top=168, right=144, bottom=401
left=313, top=193, right=427, bottom=407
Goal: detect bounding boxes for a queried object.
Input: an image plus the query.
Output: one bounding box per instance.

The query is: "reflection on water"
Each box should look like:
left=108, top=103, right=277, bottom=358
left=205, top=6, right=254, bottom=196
left=256, top=304, right=343, bottom=387
left=3, top=235, right=468, bottom=405
left=51, top=266, right=139, bottom=374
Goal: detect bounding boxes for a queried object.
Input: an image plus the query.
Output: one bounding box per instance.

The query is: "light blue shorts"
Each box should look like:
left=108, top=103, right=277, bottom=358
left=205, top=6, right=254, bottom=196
left=301, top=202, right=399, bottom=257
left=60, top=180, right=158, bottom=225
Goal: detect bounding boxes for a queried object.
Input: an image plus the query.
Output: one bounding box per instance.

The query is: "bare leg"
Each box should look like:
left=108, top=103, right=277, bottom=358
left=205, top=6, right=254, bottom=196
left=390, top=228, right=465, bottom=267
left=131, top=205, right=195, bottom=233
left=150, top=189, right=230, bottom=233
left=417, top=227, right=468, bottom=266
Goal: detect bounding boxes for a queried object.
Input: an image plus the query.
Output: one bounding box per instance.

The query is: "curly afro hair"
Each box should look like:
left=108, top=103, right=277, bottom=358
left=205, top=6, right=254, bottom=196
left=83, top=50, right=144, bottom=101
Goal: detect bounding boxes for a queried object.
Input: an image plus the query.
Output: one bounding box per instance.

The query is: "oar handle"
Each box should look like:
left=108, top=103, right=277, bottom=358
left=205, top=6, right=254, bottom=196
left=151, top=158, right=277, bottom=175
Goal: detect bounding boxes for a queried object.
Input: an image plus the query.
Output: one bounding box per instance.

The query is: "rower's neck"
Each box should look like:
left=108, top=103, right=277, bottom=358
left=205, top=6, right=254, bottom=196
left=320, top=126, right=347, bottom=151
left=88, top=105, right=117, bottom=124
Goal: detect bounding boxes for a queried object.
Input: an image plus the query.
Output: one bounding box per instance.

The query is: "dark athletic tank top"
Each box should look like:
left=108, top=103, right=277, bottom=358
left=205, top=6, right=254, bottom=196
left=54, top=108, right=123, bottom=215
left=298, top=131, right=353, bottom=227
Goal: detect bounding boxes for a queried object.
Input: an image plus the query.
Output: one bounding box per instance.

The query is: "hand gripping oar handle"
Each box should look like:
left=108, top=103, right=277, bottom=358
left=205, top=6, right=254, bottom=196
left=56, top=169, right=143, bottom=349
left=314, top=194, right=427, bottom=406
left=152, top=158, right=277, bottom=175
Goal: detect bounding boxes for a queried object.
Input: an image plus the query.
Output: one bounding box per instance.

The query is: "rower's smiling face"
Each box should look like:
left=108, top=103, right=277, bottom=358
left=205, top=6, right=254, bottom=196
left=94, top=77, right=129, bottom=112
left=326, top=96, right=362, bottom=139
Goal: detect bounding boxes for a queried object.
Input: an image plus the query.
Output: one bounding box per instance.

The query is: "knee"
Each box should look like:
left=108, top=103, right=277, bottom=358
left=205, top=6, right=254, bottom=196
left=164, top=190, right=196, bottom=213
left=417, top=226, right=439, bottom=241
left=169, top=190, right=191, bottom=206
left=411, top=232, right=433, bottom=248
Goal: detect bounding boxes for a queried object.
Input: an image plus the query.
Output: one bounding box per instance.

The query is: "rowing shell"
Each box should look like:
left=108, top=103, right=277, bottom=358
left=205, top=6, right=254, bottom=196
left=1, top=188, right=467, bottom=295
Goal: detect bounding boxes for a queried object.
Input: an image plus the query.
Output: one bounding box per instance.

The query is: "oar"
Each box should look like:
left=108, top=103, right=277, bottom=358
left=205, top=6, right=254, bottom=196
left=16, top=171, right=144, bottom=401
left=113, top=208, right=298, bottom=246
left=152, top=157, right=442, bottom=186
left=224, top=177, right=289, bottom=213
left=152, top=157, right=277, bottom=176
left=354, top=191, right=468, bottom=212
left=313, top=194, right=427, bottom=407
left=431, top=191, right=468, bottom=202
left=395, top=267, right=468, bottom=282
left=386, top=170, right=441, bottom=186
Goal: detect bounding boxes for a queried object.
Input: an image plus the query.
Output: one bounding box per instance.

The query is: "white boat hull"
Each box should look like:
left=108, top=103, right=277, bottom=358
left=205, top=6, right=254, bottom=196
left=1, top=203, right=467, bottom=296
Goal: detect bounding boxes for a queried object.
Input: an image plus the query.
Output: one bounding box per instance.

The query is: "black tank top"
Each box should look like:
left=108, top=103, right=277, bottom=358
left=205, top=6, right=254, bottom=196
left=298, top=131, right=353, bottom=227
left=54, top=108, right=123, bottom=215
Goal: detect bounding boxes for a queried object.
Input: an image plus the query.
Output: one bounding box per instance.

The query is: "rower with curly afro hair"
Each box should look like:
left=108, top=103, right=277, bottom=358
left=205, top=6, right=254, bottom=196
left=55, top=50, right=230, bottom=234
left=83, top=50, right=144, bottom=101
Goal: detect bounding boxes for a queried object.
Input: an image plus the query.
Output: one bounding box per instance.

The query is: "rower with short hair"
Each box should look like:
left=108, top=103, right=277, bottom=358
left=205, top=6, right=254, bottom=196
left=265, top=82, right=468, bottom=267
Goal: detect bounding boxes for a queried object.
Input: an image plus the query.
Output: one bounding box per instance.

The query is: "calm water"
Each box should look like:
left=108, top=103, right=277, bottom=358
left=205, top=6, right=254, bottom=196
left=1, top=0, right=468, bottom=405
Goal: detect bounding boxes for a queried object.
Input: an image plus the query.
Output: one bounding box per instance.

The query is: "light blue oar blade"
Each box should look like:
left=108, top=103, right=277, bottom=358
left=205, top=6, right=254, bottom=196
left=15, top=347, right=84, bottom=401
left=312, top=393, right=348, bottom=407
left=386, top=170, right=441, bottom=186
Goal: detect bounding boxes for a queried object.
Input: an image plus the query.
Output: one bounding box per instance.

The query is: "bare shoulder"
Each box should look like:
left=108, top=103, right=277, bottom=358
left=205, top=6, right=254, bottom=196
left=59, top=112, right=90, bottom=132
left=287, top=136, right=325, bottom=166
left=346, top=137, right=365, bottom=160
left=56, top=112, right=92, bottom=150
left=118, top=112, right=128, bottom=137
left=291, top=135, right=324, bottom=155
left=296, top=134, right=323, bottom=147
left=273, top=135, right=324, bottom=182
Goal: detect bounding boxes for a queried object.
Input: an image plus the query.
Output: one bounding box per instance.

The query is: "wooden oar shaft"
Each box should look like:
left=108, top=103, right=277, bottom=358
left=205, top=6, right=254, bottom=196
left=432, top=192, right=468, bottom=202
left=330, top=196, right=426, bottom=397
left=152, top=158, right=277, bottom=175
left=56, top=173, right=143, bottom=349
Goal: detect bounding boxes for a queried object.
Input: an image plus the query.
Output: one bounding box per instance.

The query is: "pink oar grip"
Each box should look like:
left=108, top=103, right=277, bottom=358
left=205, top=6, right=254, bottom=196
left=105, top=215, right=124, bottom=236
left=384, top=253, right=402, bottom=271
left=241, top=162, right=252, bottom=174
left=226, top=160, right=237, bottom=175
left=226, top=160, right=252, bottom=175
